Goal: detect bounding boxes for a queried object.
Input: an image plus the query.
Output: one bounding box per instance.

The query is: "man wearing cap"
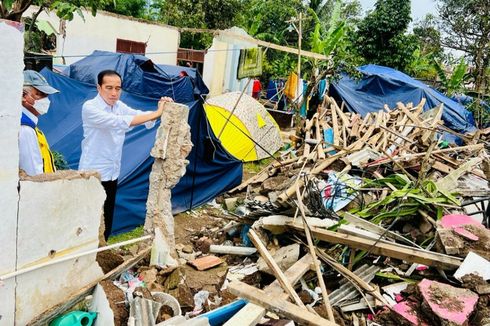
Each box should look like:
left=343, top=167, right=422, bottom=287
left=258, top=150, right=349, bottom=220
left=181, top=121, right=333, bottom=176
left=19, top=70, right=59, bottom=176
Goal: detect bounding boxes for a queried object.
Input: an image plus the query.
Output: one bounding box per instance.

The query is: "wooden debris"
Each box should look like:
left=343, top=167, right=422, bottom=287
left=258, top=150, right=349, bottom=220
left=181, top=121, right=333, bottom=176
left=290, top=224, right=463, bottom=270
left=248, top=229, right=307, bottom=309
left=224, top=254, right=313, bottom=326
left=227, top=281, right=338, bottom=326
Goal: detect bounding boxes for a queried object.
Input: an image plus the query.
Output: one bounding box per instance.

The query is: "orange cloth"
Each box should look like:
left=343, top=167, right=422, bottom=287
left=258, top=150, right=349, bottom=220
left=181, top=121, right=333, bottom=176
left=284, top=72, right=298, bottom=99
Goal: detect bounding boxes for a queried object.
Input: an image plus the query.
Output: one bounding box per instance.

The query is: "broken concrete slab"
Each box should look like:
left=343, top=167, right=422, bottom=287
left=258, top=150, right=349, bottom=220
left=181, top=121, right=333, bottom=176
left=15, top=172, right=105, bottom=325
left=418, top=279, right=478, bottom=326
left=144, top=102, right=193, bottom=254
left=181, top=264, right=228, bottom=296
left=437, top=223, right=490, bottom=260
left=454, top=252, right=490, bottom=281
left=259, top=215, right=336, bottom=235
left=440, top=214, right=483, bottom=229
left=257, top=243, right=300, bottom=275
left=224, top=197, right=239, bottom=211
left=392, top=301, right=428, bottom=326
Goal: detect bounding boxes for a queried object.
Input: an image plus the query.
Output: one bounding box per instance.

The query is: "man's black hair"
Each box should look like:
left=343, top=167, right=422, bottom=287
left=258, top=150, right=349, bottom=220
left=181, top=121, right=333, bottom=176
left=97, top=70, right=122, bottom=86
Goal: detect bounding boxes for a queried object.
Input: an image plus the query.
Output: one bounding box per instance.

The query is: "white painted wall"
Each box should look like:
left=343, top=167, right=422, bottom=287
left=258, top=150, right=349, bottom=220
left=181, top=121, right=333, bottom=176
left=24, top=7, right=180, bottom=65
left=0, top=21, right=107, bottom=324
left=15, top=175, right=105, bottom=324
left=203, top=39, right=228, bottom=96
left=203, top=27, right=254, bottom=97
left=0, top=19, right=24, bottom=326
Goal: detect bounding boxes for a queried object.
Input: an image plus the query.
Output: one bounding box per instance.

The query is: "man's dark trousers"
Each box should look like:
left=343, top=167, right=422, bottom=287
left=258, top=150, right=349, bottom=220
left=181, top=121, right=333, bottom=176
left=101, top=179, right=118, bottom=240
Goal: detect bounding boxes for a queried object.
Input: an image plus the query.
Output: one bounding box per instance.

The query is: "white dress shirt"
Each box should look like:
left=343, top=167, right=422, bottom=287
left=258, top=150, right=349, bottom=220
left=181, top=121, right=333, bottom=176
left=19, top=107, right=43, bottom=176
left=79, top=94, right=155, bottom=181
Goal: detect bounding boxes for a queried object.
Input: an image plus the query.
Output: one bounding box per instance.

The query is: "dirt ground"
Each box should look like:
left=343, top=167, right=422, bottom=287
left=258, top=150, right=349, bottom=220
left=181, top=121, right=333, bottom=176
left=174, top=207, right=229, bottom=246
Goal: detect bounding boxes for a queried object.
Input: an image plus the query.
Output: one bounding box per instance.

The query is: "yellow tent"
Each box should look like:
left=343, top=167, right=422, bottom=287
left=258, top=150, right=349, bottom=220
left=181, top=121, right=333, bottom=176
left=205, top=92, right=282, bottom=162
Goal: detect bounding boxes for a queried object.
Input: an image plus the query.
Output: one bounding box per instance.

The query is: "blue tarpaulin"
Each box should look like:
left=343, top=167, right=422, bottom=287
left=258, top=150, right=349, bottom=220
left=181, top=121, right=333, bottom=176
left=39, top=52, right=242, bottom=235
left=330, top=65, right=477, bottom=134
left=66, top=50, right=209, bottom=102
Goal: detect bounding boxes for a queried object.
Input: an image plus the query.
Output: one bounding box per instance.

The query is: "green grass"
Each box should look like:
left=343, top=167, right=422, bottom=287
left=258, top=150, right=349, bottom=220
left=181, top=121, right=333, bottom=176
left=243, top=157, right=275, bottom=173
left=107, top=226, right=144, bottom=245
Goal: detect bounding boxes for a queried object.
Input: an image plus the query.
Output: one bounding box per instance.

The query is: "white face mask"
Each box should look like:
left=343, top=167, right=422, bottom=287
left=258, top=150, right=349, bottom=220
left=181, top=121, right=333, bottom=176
left=33, top=97, right=51, bottom=115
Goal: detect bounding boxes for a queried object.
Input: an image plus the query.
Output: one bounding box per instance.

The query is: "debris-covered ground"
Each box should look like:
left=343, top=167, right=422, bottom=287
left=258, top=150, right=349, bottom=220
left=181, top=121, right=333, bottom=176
left=92, top=96, right=489, bottom=325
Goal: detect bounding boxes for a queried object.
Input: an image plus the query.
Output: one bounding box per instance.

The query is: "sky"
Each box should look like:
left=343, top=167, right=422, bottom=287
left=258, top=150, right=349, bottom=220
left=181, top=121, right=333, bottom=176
left=359, top=0, right=438, bottom=22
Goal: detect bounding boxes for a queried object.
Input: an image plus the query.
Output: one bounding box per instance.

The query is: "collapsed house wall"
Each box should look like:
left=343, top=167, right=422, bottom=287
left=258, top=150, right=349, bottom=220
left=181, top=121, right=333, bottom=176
left=15, top=172, right=105, bottom=325
left=0, top=19, right=24, bottom=326
left=0, top=21, right=107, bottom=325
left=202, top=27, right=255, bottom=97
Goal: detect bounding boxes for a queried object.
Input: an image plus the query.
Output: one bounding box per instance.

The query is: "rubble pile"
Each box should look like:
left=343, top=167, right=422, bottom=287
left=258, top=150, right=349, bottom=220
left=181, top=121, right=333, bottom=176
left=214, top=96, right=490, bottom=325
left=47, top=96, right=490, bottom=325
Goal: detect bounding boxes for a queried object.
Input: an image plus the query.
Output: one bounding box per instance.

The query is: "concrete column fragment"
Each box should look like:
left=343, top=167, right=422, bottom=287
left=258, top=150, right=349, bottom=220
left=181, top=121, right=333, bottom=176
left=144, top=103, right=193, bottom=254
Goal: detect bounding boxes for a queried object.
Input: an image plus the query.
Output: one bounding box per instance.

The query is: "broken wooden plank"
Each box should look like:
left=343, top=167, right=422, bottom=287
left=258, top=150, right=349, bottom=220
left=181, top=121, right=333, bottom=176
left=248, top=229, right=306, bottom=309
left=290, top=225, right=463, bottom=270
left=435, top=157, right=483, bottom=192
left=227, top=281, right=338, bottom=326
left=370, top=144, right=484, bottom=167
left=331, top=100, right=340, bottom=146
left=341, top=212, right=422, bottom=248
left=315, top=116, right=326, bottom=160
left=224, top=254, right=313, bottom=326
left=296, top=185, right=335, bottom=321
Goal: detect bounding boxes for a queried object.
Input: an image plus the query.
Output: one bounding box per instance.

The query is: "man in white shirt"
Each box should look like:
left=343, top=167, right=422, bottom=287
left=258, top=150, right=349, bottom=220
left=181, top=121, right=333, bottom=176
left=19, top=70, right=59, bottom=176
left=79, top=70, right=172, bottom=240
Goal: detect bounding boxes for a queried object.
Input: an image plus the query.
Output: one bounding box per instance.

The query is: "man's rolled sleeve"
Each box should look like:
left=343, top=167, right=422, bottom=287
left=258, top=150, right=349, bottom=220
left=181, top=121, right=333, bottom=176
left=119, top=102, right=156, bottom=129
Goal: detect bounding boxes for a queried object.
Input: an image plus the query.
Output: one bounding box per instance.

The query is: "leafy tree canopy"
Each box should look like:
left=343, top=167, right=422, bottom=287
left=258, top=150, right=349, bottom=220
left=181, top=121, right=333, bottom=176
left=355, top=0, right=418, bottom=72
left=437, top=0, right=490, bottom=93
left=102, top=0, right=146, bottom=18
left=0, top=0, right=107, bottom=21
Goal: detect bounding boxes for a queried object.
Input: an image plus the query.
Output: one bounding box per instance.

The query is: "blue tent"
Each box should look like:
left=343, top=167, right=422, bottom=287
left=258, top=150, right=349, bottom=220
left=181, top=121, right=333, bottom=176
left=39, top=52, right=242, bottom=234
left=66, top=50, right=208, bottom=102
left=330, top=65, right=477, bottom=134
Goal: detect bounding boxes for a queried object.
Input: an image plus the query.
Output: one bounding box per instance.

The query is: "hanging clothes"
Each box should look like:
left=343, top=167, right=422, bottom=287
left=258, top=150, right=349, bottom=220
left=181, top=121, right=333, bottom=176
left=252, top=79, right=262, bottom=99
left=318, top=79, right=328, bottom=101
left=284, top=72, right=298, bottom=100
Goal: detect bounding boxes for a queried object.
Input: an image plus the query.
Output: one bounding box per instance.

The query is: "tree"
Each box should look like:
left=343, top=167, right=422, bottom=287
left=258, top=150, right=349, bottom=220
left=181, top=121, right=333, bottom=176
left=355, top=0, right=418, bottom=72
left=102, top=0, right=146, bottom=18
left=156, top=0, right=243, bottom=49
left=437, top=0, right=490, bottom=94
left=413, top=14, right=443, bottom=59
left=432, top=57, right=469, bottom=96
left=0, top=0, right=106, bottom=22
left=239, top=0, right=304, bottom=79
left=307, top=0, right=362, bottom=75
